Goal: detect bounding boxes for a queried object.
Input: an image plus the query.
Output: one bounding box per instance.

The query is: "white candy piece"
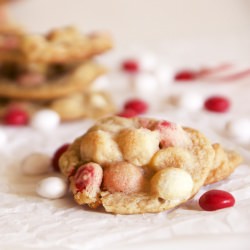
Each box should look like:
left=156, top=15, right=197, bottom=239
left=21, top=153, right=51, bottom=176
left=31, top=109, right=60, bottom=131
left=154, top=64, right=175, bottom=85
left=137, top=53, right=158, bottom=72
left=173, top=92, right=204, bottom=111
left=36, top=176, right=68, bottom=199
left=226, top=118, right=250, bottom=143
left=132, top=73, right=158, bottom=96
left=151, top=167, right=193, bottom=200
left=0, top=128, right=7, bottom=147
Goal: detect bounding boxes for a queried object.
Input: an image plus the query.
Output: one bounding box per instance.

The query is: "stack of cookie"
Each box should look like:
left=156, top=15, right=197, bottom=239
left=0, top=26, right=116, bottom=122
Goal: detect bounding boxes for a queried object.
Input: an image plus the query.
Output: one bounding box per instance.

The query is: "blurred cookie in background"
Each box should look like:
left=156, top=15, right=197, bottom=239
left=0, top=26, right=116, bottom=126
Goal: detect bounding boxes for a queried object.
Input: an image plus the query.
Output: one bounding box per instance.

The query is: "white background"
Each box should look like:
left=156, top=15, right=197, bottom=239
left=8, top=0, right=250, bottom=63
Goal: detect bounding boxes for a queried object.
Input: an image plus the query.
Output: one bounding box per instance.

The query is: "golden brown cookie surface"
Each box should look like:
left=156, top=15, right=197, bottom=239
left=205, top=143, right=243, bottom=185
left=59, top=116, right=237, bottom=214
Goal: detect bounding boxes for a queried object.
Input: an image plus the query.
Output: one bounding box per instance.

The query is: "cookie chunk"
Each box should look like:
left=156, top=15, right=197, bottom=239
left=205, top=143, right=243, bottom=185
left=58, top=116, right=242, bottom=214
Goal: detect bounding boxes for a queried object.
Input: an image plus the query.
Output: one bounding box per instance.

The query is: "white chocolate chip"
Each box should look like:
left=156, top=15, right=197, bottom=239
left=31, top=109, right=60, bottom=131
left=132, top=73, right=158, bottom=97
left=80, top=130, right=123, bottom=165
left=36, top=176, right=68, bottom=199
left=225, top=118, right=250, bottom=143
left=151, top=167, right=193, bottom=200
left=154, top=64, right=174, bottom=85
left=21, top=153, right=51, bottom=176
left=137, top=53, right=158, bottom=71
left=173, top=92, right=204, bottom=111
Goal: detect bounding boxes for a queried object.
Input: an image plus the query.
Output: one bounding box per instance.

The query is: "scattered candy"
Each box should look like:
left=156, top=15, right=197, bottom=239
left=172, top=92, right=204, bottom=111
left=36, top=176, right=68, bottom=199
left=225, top=118, right=250, bottom=143
left=121, top=59, right=139, bottom=73
left=132, top=73, right=158, bottom=96
left=30, top=109, right=60, bottom=131
left=52, top=143, right=70, bottom=172
left=3, top=108, right=29, bottom=126
left=137, top=53, right=158, bottom=72
left=175, top=70, right=197, bottom=81
left=204, top=96, right=230, bottom=113
left=199, top=189, right=235, bottom=211
left=117, top=109, right=138, bottom=118
left=154, top=64, right=174, bottom=85
left=21, top=153, right=51, bottom=176
left=124, top=98, right=149, bottom=115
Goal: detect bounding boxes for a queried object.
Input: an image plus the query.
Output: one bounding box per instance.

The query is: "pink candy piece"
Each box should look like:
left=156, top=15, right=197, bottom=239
left=3, top=107, right=29, bottom=126
left=121, top=59, right=139, bottom=73
left=0, top=35, right=20, bottom=50
left=16, top=72, right=45, bottom=87
left=139, top=118, right=190, bottom=148
left=199, top=189, right=235, bottom=211
left=152, top=121, right=179, bottom=148
left=74, top=163, right=103, bottom=193
left=103, top=162, right=145, bottom=194
left=204, top=96, right=230, bottom=113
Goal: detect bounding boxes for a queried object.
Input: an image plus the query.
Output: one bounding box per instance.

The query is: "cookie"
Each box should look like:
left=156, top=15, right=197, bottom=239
left=0, top=26, right=113, bottom=64
left=0, top=61, right=106, bottom=100
left=204, top=143, right=243, bottom=185
left=59, top=116, right=229, bottom=214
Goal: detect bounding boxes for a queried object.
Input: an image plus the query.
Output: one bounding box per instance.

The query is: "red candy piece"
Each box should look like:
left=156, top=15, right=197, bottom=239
left=199, top=190, right=235, bottom=211
left=3, top=108, right=29, bottom=126
left=117, top=109, right=138, bottom=118
left=121, top=59, right=139, bottom=73
left=204, top=96, right=230, bottom=113
left=124, top=99, right=149, bottom=114
left=52, top=143, right=70, bottom=172
left=175, top=70, right=197, bottom=81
